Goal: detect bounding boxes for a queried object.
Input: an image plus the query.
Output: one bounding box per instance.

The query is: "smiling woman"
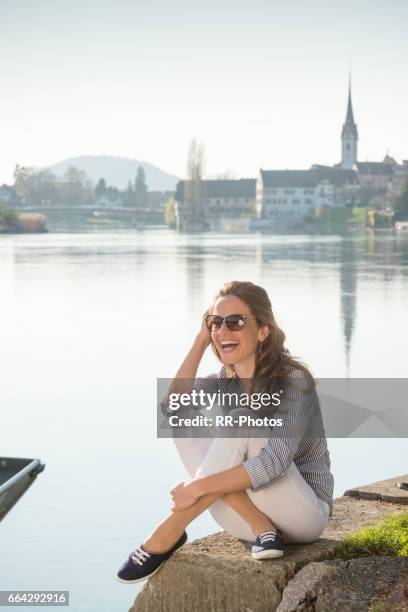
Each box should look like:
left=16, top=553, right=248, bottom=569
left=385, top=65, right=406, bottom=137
left=117, top=280, right=334, bottom=584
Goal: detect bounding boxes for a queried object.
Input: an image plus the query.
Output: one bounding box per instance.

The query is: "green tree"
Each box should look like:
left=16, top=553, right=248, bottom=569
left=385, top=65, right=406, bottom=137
left=106, top=186, right=120, bottom=203
left=395, top=176, right=408, bottom=218
left=124, top=180, right=135, bottom=207
left=0, top=203, right=19, bottom=227
left=95, top=178, right=107, bottom=201
left=134, top=166, right=148, bottom=207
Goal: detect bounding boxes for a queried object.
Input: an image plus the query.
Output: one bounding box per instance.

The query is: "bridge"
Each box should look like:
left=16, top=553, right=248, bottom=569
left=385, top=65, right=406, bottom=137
left=19, top=205, right=156, bottom=214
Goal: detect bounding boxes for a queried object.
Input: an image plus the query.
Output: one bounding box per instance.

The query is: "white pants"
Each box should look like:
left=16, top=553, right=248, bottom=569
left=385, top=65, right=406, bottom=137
left=173, top=433, right=330, bottom=544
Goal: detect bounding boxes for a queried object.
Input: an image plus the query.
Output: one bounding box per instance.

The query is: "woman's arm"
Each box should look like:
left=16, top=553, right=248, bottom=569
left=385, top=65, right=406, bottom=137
left=165, top=314, right=211, bottom=398
left=171, top=369, right=319, bottom=509
left=170, top=464, right=252, bottom=510
left=192, top=464, right=252, bottom=496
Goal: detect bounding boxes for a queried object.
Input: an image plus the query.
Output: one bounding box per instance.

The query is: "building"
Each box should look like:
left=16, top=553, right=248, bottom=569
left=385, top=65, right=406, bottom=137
left=175, top=179, right=256, bottom=230
left=312, top=165, right=359, bottom=207
left=256, top=165, right=360, bottom=219
left=341, top=81, right=358, bottom=170
left=355, top=161, right=394, bottom=192
left=391, top=159, right=408, bottom=195
left=175, top=77, right=407, bottom=230
left=256, top=170, right=316, bottom=219
left=337, top=84, right=407, bottom=205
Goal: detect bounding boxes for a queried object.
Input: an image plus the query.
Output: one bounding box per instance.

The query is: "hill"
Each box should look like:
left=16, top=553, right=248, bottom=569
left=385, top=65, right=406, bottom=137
left=49, top=155, right=180, bottom=191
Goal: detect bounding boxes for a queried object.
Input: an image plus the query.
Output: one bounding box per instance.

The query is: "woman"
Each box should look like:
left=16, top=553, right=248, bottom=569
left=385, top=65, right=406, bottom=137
left=117, top=281, right=334, bottom=584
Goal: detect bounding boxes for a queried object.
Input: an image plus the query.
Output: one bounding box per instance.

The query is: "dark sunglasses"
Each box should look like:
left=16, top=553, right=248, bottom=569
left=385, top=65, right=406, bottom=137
left=205, top=314, right=257, bottom=332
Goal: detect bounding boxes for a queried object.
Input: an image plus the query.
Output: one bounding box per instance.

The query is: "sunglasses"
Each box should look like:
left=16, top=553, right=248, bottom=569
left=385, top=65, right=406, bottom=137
left=205, top=314, right=257, bottom=332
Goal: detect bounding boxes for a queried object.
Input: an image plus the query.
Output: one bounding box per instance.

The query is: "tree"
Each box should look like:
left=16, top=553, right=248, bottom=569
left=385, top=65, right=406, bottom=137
left=185, top=138, right=205, bottom=224
left=164, top=196, right=176, bottom=227
left=13, top=165, right=58, bottom=206
left=61, top=166, right=95, bottom=206
left=12, top=164, right=95, bottom=207
left=124, top=180, right=135, bottom=207
left=95, top=178, right=107, bottom=201
left=370, top=195, right=386, bottom=210
left=134, top=166, right=148, bottom=207
left=395, top=176, right=408, bottom=219
left=106, top=185, right=120, bottom=204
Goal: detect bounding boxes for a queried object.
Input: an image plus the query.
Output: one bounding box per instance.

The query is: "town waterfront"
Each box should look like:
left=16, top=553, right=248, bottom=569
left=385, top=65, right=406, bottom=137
left=0, top=228, right=407, bottom=611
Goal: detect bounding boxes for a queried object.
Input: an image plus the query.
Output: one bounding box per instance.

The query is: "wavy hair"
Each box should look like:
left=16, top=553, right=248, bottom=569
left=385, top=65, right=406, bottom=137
left=208, top=280, right=315, bottom=398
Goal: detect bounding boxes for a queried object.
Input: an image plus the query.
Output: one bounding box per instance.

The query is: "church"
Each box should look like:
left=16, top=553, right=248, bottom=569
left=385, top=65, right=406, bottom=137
left=256, top=81, right=408, bottom=220
left=175, top=81, right=408, bottom=228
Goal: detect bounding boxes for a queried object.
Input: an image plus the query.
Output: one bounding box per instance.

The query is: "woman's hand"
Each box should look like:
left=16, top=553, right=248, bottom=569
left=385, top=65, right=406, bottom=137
left=170, top=480, right=200, bottom=511
left=195, top=310, right=212, bottom=350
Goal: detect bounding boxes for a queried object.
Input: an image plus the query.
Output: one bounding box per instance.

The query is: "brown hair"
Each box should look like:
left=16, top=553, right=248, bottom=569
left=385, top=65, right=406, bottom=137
left=208, top=280, right=315, bottom=396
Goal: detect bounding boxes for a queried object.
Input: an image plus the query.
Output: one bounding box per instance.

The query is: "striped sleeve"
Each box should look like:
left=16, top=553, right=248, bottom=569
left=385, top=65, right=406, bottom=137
left=243, top=370, right=317, bottom=491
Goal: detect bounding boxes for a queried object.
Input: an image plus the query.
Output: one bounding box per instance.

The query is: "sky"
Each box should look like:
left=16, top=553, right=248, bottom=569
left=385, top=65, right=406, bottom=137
left=1, top=0, right=407, bottom=184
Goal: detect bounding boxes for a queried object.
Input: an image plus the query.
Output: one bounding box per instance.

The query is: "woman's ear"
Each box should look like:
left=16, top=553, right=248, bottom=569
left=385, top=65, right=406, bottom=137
left=259, top=325, right=270, bottom=343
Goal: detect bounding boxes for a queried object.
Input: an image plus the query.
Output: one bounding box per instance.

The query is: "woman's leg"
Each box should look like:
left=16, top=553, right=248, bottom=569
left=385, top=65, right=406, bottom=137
left=172, top=423, right=277, bottom=537
left=143, top=491, right=225, bottom=553
left=172, top=418, right=330, bottom=545
left=146, top=412, right=329, bottom=553
left=143, top=436, right=275, bottom=553
left=203, top=436, right=330, bottom=544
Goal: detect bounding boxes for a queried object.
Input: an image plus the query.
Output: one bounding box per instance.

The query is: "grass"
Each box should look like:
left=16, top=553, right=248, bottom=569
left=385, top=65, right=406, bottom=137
left=0, top=203, right=18, bottom=225
left=369, top=603, right=391, bottom=612
left=335, top=511, right=408, bottom=560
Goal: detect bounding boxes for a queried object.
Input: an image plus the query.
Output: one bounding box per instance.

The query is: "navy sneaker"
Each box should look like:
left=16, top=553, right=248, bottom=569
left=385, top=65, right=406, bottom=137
left=251, top=530, right=284, bottom=559
left=117, top=531, right=188, bottom=584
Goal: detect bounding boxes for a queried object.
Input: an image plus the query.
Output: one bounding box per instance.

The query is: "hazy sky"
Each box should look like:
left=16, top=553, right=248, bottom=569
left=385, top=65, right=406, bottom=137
left=1, top=0, right=407, bottom=184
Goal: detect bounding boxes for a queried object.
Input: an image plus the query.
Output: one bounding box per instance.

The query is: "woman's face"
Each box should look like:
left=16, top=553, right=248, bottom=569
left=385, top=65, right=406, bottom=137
left=210, top=295, right=269, bottom=368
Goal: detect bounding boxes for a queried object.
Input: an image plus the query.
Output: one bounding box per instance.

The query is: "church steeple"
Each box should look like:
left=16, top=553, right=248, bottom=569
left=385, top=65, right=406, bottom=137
left=341, top=77, right=358, bottom=169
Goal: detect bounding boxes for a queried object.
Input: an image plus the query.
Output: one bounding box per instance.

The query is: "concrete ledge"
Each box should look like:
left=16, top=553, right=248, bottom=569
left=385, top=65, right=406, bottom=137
left=344, top=473, right=408, bottom=504
left=130, top=495, right=408, bottom=612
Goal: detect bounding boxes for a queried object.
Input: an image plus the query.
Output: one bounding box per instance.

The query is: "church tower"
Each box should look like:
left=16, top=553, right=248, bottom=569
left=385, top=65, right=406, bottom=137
left=341, top=79, right=358, bottom=169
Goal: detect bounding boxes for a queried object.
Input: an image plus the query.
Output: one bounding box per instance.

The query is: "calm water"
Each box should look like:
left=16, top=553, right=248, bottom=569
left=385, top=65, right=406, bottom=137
left=1, top=228, right=407, bottom=611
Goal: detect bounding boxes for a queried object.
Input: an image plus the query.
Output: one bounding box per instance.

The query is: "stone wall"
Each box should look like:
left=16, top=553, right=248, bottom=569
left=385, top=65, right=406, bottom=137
left=129, top=474, right=408, bottom=612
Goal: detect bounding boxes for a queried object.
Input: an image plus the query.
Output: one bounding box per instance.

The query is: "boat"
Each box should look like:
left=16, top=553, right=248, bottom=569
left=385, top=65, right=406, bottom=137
left=0, top=457, right=45, bottom=521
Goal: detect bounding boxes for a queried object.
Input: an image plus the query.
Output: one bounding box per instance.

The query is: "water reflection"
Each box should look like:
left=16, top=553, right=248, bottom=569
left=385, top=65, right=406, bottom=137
left=177, top=231, right=408, bottom=377
left=0, top=228, right=407, bottom=612
left=339, top=238, right=357, bottom=376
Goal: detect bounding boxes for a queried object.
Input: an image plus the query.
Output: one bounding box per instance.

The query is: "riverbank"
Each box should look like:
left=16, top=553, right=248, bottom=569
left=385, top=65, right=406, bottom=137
left=0, top=209, right=47, bottom=233
left=130, top=473, right=408, bottom=612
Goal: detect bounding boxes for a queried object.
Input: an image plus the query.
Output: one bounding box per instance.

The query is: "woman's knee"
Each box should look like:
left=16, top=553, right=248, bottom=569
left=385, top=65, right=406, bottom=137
left=208, top=499, right=255, bottom=543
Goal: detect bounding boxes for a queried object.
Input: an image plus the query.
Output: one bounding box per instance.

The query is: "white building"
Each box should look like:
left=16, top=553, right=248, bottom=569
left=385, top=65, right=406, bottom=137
left=256, top=170, right=317, bottom=219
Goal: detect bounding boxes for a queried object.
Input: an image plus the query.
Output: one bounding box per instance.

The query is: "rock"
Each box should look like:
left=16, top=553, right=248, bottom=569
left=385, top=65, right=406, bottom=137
left=130, top=491, right=408, bottom=612
left=131, top=532, right=289, bottom=612
left=320, top=496, right=407, bottom=541
left=316, top=557, right=408, bottom=611
left=276, top=557, right=408, bottom=612
left=276, top=561, right=342, bottom=611
left=344, top=473, right=408, bottom=505
left=130, top=528, right=343, bottom=612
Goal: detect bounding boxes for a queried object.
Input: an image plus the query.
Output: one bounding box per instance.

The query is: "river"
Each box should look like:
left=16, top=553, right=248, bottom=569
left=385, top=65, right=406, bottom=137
left=0, top=228, right=407, bottom=611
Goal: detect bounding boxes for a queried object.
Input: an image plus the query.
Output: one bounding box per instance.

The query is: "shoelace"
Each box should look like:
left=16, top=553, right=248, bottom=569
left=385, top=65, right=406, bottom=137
left=259, top=531, right=278, bottom=545
left=131, top=546, right=150, bottom=566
